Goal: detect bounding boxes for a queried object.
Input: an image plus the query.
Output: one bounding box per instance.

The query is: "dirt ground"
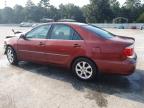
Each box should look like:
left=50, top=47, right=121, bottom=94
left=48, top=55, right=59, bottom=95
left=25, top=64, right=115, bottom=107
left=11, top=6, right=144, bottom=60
left=0, top=26, right=144, bottom=108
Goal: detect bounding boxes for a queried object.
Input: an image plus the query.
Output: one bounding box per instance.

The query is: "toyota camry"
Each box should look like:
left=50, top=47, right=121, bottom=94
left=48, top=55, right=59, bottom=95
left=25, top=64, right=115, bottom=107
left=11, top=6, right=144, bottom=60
left=4, top=22, right=137, bottom=80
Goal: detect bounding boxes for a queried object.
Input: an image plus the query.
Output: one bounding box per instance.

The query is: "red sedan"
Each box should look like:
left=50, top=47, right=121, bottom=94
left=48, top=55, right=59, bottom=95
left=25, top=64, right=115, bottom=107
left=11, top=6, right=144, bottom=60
left=4, top=22, right=137, bottom=80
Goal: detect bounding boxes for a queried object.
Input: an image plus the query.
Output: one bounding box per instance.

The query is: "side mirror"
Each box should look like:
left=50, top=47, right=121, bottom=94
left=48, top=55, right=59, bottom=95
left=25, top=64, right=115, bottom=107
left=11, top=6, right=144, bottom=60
left=12, top=29, right=22, bottom=34
left=12, top=29, right=15, bottom=34
left=20, top=34, right=26, bottom=40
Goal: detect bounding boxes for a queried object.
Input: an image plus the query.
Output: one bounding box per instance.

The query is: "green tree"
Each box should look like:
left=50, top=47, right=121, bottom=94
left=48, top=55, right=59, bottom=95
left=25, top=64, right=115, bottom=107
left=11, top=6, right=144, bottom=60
left=110, top=0, right=120, bottom=7
left=110, top=0, right=121, bottom=18
left=13, top=5, right=25, bottom=23
left=38, top=0, right=50, bottom=8
left=35, top=6, right=46, bottom=21
left=124, top=0, right=141, bottom=9
left=137, top=12, right=144, bottom=22
left=59, top=4, right=85, bottom=22
left=122, top=0, right=142, bottom=22
left=26, top=0, right=35, bottom=8
left=24, top=6, right=42, bottom=22
left=25, top=0, right=36, bottom=22
left=47, top=5, right=60, bottom=20
left=83, top=0, right=113, bottom=23
left=1, top=7, right=14, bottom=23
left=82, top=5, right=96, bottom=23
left=0, top=0, right=144, bottom=24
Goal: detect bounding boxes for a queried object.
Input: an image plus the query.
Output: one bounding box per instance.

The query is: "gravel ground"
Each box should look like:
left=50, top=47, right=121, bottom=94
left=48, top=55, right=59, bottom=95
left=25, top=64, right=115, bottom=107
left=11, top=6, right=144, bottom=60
left=0, top=26, right=144, bottom=108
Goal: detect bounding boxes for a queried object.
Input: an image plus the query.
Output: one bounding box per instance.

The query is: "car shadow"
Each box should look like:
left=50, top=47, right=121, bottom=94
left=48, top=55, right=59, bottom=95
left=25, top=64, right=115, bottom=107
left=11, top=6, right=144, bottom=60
left=16, top=62, right=144, bottom=107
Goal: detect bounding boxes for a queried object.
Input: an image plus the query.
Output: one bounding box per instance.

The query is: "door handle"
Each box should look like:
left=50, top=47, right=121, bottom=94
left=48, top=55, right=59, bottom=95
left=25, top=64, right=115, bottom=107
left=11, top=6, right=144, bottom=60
left=39, top=42, right=45, bottom=46
left=73, top=44, right=81, bottom=48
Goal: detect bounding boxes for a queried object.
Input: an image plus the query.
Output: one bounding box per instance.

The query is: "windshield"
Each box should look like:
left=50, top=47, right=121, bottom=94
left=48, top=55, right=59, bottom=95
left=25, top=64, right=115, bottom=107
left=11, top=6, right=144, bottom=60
left=83, top=25, right=115, bottom=39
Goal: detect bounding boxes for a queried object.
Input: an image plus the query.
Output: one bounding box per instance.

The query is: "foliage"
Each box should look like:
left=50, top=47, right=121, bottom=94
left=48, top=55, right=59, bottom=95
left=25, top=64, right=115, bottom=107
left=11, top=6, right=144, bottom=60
left=82, top=5, right=96, bottom=23
left=83, top=0, right=113, bottom=23
left=121, top=0, right=142, bottom=22
left=13, top=5, right=25, bottom=23
left=26, top=0, right=35, bottom=8
left=59, top=4, right=85, bottom=22
left=123, top=0, right=141, bottom=9
left=38, top=0, right=50, bottom=8
left=137, top=12, right=144, bottom=22
left=0, top=0, right=143, bottom=24
left=1, top=7, right=14, bottom=23
left=110, top=0, right=121, bottom=18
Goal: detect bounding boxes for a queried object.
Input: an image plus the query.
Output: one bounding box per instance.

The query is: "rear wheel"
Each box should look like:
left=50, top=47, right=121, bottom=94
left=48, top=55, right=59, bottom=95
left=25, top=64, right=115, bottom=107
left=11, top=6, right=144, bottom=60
left=6, top=46, right=18, bottom=65
left=72, top=58, right=98, bottom=80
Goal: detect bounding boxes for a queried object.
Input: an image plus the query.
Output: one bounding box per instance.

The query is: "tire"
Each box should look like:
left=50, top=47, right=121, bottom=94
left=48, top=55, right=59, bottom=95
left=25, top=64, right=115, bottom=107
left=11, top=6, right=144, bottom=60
left=6, top=46, right=18, bottom=65
left=72, top=58, right=98, bottom=80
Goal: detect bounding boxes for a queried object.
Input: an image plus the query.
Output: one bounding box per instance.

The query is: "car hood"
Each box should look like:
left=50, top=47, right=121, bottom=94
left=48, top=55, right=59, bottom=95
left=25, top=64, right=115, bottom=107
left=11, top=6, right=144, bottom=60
left=5, top=32, right=25, bottom=39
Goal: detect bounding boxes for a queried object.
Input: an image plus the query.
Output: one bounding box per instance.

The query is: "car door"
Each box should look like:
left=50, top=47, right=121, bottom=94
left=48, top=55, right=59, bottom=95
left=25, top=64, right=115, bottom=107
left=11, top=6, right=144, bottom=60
left=17, top=24, right=51, bottom=62
left=43, top=24, right=85, bottom=65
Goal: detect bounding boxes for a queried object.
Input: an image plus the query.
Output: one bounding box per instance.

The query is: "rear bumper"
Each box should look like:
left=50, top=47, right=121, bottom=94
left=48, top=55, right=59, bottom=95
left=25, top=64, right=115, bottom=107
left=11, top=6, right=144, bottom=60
left=95, top=54, right=137, bottom=75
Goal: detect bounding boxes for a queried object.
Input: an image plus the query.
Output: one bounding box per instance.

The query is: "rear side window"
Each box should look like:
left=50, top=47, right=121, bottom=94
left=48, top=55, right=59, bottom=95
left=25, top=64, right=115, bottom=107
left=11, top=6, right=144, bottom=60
left=83, top=25, right=115, bottom=39
left=50, top=24, right=81, bottom=40
left=72, top=31, right=82, bottom=40
left=50, top=25, right=71, bottom=40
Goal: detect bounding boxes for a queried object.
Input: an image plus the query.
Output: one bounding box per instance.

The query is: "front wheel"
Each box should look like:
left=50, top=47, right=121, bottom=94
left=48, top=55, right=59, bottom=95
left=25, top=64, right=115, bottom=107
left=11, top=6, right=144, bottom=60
left=6, top=46, right=18, bottom=65
left=72, top=58, right=98, bottom=80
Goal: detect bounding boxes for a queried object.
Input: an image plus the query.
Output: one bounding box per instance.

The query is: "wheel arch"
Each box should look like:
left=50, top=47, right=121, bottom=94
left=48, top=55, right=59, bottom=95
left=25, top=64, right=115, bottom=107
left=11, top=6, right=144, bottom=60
left=5, top=44, right=17, bottom=55
left=5, top=45, right=14, bottom=52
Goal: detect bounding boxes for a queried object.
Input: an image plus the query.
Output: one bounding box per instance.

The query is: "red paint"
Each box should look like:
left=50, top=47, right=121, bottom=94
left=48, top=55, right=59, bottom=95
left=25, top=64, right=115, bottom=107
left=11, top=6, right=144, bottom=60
left=4, top=22, right=137, bottom=75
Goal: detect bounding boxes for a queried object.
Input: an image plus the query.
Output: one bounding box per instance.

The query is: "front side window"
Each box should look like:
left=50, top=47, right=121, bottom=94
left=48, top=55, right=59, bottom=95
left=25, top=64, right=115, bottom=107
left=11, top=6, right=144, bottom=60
left=26, top=25, right=51, bottom=39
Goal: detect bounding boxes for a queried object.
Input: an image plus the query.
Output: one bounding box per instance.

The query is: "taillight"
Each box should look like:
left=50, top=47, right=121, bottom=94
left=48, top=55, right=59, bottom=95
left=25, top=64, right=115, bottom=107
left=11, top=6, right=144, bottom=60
left=123, top=44, right=134, bottom=57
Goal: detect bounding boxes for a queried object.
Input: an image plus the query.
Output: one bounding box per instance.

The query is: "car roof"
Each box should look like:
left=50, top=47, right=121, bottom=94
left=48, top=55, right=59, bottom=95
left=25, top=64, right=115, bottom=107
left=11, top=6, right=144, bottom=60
left=40, top=22, right=88, bottom=26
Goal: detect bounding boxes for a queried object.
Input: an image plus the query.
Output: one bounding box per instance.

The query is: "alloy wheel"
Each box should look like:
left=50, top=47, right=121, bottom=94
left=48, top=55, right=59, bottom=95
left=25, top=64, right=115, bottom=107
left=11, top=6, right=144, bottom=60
left=7, top=48, right=14, bottom=63
left=75, top=61, right=93, bottom=80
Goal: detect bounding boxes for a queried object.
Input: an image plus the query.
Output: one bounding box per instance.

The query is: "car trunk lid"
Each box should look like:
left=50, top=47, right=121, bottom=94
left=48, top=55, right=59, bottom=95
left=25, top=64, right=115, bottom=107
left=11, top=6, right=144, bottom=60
left=109, top=35, right=135, bottom=59
left=111, top=35, right=135, bottom=46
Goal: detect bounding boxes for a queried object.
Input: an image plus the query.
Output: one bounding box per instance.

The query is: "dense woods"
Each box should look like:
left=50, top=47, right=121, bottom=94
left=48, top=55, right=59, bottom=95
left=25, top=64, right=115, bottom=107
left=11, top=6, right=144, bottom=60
left=0, top=0, right=144, bottom=23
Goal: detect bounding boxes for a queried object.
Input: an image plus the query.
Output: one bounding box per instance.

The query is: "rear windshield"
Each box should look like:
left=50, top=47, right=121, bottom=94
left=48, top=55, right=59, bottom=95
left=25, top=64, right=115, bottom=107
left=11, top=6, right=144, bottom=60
left=82, top=25, right=115, bottom=39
